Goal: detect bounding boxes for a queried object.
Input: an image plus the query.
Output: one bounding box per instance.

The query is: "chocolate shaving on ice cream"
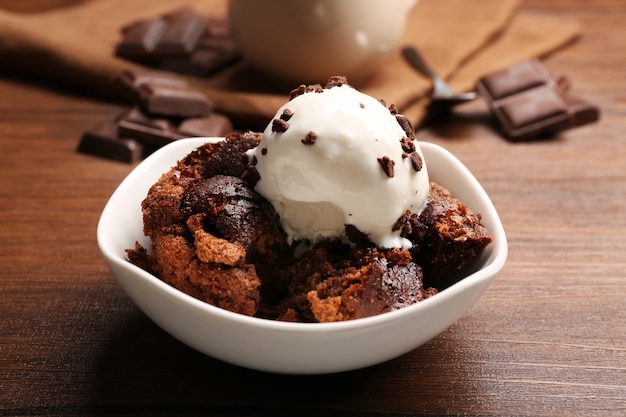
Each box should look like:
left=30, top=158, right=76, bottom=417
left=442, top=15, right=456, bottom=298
left=301, top=131, right=317, bottom=145
left=280, top=109, right=294, bottom=121
left=377, top=156, right=395, bottom=178
left=271, top=118, right=289, bottom=133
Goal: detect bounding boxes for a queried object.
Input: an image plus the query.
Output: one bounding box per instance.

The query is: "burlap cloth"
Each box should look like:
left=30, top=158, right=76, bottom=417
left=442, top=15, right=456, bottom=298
left=0, top=0, right=580, bottom=129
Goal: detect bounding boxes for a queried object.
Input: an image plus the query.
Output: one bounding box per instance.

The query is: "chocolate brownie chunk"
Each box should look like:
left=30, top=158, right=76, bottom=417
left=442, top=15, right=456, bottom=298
left=399, top=182, right=493, bottom=286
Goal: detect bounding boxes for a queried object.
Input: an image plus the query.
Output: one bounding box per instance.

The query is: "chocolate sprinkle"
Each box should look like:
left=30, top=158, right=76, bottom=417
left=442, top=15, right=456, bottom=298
left=325, top=75, right=348, bottom=88
left=395, top=114, right=415, bottom=140
left=377, top=156, right=395, bottom=178
left=301, top=131, right=317, bottom=145
left=289, top=83, right=324, bottom=100
left=392, top=210, right=412, bottom=233
left=272, top=118, right=289, bottom=133
left=388, top=103, right=399, bottom=115
left=308, top=84, right=324, bottom=93
left=289, top=85, right=307, bottom=99
left=409, top=152, right=423, bottom=171
left=400, top=137, right=416, bottom=153
left=261, top=147, right=267, bottom=155
left=280, top=109, right=294, bottom=121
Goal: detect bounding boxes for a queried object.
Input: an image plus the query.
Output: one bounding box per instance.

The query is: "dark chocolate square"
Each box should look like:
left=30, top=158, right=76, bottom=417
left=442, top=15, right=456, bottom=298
left=137, top=83, right=213, bottom=118
left=499, top=87, right=569, bottom=130
left=152, top=8, right=208, bottom=56
left=479, top=60, right=551, bottom=101
left=115, top=18, right=167, bottom=58
left=77, top=120, right=144, bottom=163
left=118, top=107, right=185, bottom=145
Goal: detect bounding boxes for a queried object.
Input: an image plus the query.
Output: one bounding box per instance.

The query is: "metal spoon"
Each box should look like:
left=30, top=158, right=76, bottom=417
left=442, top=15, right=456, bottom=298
left=402, top=46, right=477, bottom=106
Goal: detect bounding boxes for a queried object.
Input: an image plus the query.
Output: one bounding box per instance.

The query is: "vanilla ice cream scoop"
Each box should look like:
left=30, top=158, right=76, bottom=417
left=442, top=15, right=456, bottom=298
left=248, top=80, right=429, bottom=249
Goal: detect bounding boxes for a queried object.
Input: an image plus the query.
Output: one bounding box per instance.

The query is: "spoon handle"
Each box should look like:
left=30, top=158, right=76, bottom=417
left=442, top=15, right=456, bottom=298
left=402, top=46, right=459, bottom=98
left=401, top=46, right=439, bottom=80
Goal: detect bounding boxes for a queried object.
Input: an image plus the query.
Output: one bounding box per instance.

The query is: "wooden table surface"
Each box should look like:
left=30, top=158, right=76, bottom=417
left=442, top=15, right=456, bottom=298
left=1, top=1, right=625, bottom=416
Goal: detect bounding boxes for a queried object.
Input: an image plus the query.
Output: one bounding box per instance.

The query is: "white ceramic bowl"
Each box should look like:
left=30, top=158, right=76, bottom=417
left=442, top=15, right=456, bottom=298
left=97, top=137, right=507, bottom=374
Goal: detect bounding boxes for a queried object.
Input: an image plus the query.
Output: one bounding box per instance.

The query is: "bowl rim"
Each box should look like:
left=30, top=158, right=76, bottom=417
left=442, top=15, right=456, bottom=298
left=97, top=137, right=508, bottom=333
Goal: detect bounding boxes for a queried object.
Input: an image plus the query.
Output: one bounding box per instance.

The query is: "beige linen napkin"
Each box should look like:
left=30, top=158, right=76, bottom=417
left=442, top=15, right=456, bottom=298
left=0, top=0, right=580, bottom=128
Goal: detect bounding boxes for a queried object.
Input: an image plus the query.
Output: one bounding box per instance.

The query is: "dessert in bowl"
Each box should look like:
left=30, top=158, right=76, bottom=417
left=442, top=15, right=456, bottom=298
left=97, top=78, right=507, bottom=374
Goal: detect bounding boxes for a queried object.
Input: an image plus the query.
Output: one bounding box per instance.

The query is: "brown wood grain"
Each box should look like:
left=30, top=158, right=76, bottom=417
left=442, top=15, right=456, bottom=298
left=1, top=1, right=625, bottom=416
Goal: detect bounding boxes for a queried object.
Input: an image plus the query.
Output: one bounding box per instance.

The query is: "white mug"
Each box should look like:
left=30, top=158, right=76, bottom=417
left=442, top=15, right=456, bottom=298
left=229, top=0, right=418, bottom=85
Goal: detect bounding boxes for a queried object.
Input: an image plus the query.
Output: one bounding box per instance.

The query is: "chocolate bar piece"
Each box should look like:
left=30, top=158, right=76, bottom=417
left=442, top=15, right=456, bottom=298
left=158, top=36, right=240, bottom=76
left=118, top=107, right=186, bottom=145
left=479, top=60, right=550, bottom=101
left=116, top=68, right=214, bottom=118
left=79, top=68, right=235, bottom=163
left=114, top=8, right=240, bottom=77
left=498, top=87, right=570, bottom=135
left=178, top=113, right=233, bottom=137
left=116, top=69, right=189, bottom=90
left=114, top=69, right=189, bottom=102
left=562, top=95, right=601, bottom=128
left=118, top=107, right=233, bottom=145
left=476, top=59, right=599, bottom=140
left=77, top=120, right=145, bottom=163
left=152, top=8, right=207, bottom=56
left=137, top=82, right=213, bottom=118
left=115, top=18, right=167, bottom=59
